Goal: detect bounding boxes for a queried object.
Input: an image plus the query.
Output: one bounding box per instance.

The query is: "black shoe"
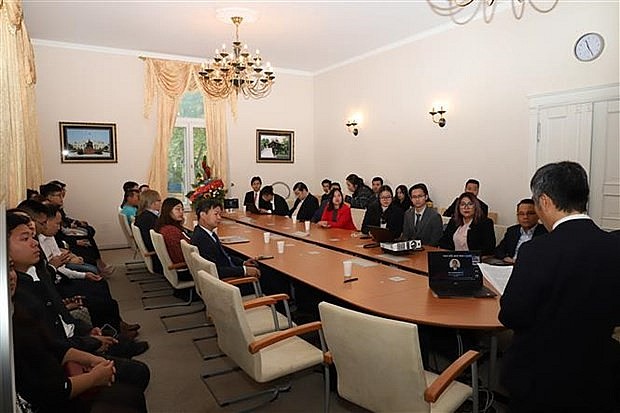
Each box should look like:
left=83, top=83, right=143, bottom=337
left=108, top=339, right=149, bottom=358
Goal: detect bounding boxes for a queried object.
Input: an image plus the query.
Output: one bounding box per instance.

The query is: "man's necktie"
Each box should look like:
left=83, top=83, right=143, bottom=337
left=211, top=232, right=233, bottom=267
left=414, top=213, right=421, bottom=230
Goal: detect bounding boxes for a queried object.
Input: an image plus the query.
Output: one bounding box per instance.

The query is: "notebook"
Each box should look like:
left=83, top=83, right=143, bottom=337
left=218, top=235, right=250, bottom=245
left=364, top=225, right=397, bottom=248
left=427, top=251, right=497, bottom=298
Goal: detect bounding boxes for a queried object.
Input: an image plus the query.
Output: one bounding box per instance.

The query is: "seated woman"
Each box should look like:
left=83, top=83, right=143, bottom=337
left=344, top=173, right=374, bottom=209
left=120, top=189, right=140, bottom=224
left=393, top=184, right=411, bottom=211
left=318, top=188, right=356, bottom=230
left=154, top=198, right=193, bottom=282
left=360, top=185, right=404, bottom=236
left=439, top=192, right=496, bottom=256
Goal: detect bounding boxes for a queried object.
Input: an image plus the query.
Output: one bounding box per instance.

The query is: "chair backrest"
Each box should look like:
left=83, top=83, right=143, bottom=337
left=318, top=301, right=430, bottom=413
left=117, top=211, right=136, bottom=251
left=189, top=251, right=220, bottom=279
left=131, top=224, right=155, bottom=274
left=487, top=211, right=498, bottom=224
left=494, top=224, right=508, bottom=246
left=198, top=270, right=258, bottom=377
left=350, top=208, right=365, bottom=231
left=180, top=239, right=199, bottom=278
left=150, top=229, right=192, bottom=289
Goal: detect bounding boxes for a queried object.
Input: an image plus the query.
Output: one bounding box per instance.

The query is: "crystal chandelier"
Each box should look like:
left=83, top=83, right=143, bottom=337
left=426, top=0, right=559, bottom=25
left=198, top=16, right=275, bottom=99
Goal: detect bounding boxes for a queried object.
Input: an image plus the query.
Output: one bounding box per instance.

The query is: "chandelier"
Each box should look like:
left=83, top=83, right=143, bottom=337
left=198, top=15, right=275, bottom=99
left=426, top=0, right=559, bottom=24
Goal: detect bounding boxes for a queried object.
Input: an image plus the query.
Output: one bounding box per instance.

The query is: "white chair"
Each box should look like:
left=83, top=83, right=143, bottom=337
left=350, top=207, right=365, bottom=231
left=130, top=224, right=169, bottom=293
left=117, top=211, right=149, bottom=278
left=319, top=301, right=481, bottom=413
left=200, top=271, right=329, bottom=411
left=493, top=224, right=508, bottom=246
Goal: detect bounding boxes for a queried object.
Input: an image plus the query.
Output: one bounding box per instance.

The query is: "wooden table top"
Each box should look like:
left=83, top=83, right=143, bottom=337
left=222, top=211, right=441, bottom=275
left=217, top=219, right=503, bottom=330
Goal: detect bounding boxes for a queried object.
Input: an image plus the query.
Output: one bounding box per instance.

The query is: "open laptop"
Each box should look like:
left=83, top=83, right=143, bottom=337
left=364, top=225, right=397, bottom=248
left=427, top=251, right=497, bottom=298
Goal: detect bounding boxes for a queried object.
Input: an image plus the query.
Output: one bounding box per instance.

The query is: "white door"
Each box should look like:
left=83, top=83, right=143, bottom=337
left=529, top=84, right=620, bottom=230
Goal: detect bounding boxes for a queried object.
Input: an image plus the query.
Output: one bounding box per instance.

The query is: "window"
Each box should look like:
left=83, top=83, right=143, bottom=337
left=167, top=91, right=207, bottom=203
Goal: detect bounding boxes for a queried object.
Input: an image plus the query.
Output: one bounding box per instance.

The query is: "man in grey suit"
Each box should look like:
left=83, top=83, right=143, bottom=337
left=401, top=183, right=443, bottom=246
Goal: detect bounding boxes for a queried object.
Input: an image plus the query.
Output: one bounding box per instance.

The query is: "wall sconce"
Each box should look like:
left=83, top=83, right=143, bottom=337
left=346, top=120, right=359, bottom=136
left=429, top=107, right=447, bottom=127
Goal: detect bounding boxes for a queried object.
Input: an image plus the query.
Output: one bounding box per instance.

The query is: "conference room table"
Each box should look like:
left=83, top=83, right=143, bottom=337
left=221, top=211, right=439, bottom=275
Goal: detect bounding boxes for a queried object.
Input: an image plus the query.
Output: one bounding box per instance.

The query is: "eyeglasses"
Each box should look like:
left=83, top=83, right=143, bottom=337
left=517, top=212, right=537, bottom=217
left=411, top=194, right=426, bottom=199
left=459, top=202, right=474, bottom=208
left=379, top=195, right=392, bottom=200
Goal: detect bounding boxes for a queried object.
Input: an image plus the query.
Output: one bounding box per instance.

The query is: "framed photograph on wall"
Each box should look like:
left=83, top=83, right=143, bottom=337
left=256, top=129, right=294, bottom=163
left=59, top=122, right=118, bottom=163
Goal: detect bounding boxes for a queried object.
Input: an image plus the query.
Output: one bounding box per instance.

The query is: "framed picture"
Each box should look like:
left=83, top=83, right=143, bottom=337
left=59, top=122, right=118, bottom=163
left=256, top=129, right=294, bottom=163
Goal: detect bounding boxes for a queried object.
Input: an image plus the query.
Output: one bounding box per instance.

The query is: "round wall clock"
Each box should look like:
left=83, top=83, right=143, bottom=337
left=574, top=32, right=604, bottom=62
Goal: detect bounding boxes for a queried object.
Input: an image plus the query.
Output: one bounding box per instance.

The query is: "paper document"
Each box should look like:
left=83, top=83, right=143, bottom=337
left=219, top=236, right=250, bottom=245
left=291, top=231, right=310, bottom=237
left=350, top=258, right=378, bottom=267
left=478, top=263, right=513, bottom=295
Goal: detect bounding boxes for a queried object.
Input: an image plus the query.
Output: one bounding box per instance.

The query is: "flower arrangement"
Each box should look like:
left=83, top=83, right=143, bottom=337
left=185, top=155, right=226, bottom=209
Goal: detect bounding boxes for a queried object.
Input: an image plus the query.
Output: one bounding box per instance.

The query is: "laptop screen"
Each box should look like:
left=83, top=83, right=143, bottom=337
left=428, top=251, right=481, bottom=283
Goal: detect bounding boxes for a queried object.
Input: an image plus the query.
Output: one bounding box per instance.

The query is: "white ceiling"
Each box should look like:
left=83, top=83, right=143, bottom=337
left=22, top=1, right=453, bottom=74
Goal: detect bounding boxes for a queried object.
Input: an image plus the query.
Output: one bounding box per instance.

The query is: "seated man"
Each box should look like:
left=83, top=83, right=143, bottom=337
left=311, top=181, right=341, bottom=223
left=257, top=185, right=289, bottom=216
left=120, top=189, right=140, bottom=223
left=243, top=176, right=262, bottom=212
left=320, top=178, right=332, bottom=203
left=40, top=182, right=113, bottom=275
left=190, top=199, right=260, bottom=279
left=289, top=182, right=319, bottom=221
left=401, top=183, right=443, bottom=246
left=443, top=178, right=489, bottom=218
left=495, top=198, right=548, bottom=264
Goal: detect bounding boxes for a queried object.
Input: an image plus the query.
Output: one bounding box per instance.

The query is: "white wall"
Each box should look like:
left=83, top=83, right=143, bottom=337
left=313, top=2, right=619, bottom=224
left=34, top=45, right=315, bottom=247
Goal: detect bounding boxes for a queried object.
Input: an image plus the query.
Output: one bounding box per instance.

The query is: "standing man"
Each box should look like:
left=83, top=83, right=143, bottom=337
left=289, top=182, right=319, bottom=222
left=494, top=198, right=547, bottom=264
left=243, top=176, right=262, bottom=213
left=499, top=161, right=620, bottom=412
left=443, top=179, right=489, bottom=218
left=401, top=183, right=443, bottom=246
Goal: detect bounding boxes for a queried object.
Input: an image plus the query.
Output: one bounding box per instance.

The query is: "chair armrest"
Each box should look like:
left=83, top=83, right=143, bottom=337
left=222, top=276, right=258, bottom=286
left=168, top=262, right=187, bottom=270
left=324, top=351, right=333, bottom=365
left=248, top=321, right=322, bottom=354
left=144, top=251, right=156, bottom=257
left=424, top=350, right=481, bottom=403
left=243, top=293, right=289, bottom=310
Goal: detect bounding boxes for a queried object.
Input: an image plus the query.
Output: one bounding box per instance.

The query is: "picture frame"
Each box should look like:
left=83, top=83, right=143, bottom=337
left=59, top=122, right=118, bottom=163
left=256, top=129, right=294, bottom=163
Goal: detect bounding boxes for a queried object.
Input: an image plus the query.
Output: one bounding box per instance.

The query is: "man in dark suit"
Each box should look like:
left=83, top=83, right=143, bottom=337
left=443, top=178, right=489, bottom=218
left=499, top=161, right=620, bottom=412
left=257, top=185, right=289, bottom=216
left=401, top=183, right=443, bottom=246
left=190, top=198, right=261, bottom=279
left=242, top=176, right=262, bottom=213
left=494, top=198, right=547, bottom=264
left=288, top=182, right=319, bottom=221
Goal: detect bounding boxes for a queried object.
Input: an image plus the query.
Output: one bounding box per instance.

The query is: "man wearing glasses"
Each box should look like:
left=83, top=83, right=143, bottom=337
left=494, top=199, right=547, bottom=264
left=401, top=183, right=443, bottom=246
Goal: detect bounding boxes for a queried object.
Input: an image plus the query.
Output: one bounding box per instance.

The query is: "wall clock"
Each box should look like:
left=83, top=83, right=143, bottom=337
left=574, top=32, right=604, bottom=62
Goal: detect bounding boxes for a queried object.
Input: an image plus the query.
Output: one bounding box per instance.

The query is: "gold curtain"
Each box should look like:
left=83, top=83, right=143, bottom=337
left=143, top=57, right=230, bottom=196
left=0, top=0, right=43, bottom=206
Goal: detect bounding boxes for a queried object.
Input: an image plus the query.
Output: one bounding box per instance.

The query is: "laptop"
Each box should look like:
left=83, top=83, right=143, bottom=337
left=427, top=251, right=497, bottom=298
left=364, top=225, right=397, bottom=248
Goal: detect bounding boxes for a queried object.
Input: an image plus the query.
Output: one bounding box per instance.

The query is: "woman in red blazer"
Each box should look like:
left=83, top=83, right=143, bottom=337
left=155, top=198, right=193, bottom=281
left=318, top=188, right=356, bottom=230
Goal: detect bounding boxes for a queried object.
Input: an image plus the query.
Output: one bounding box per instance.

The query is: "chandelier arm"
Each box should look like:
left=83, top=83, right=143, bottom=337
left=426, top=0, right=471, bottom=15
left=528, top=0, right=559, bottom=13
left=450, top=0, right=483, bottom=25
left=511, top=0, right=526, bottom=19
left=483, top=0, right=499, bottom=23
